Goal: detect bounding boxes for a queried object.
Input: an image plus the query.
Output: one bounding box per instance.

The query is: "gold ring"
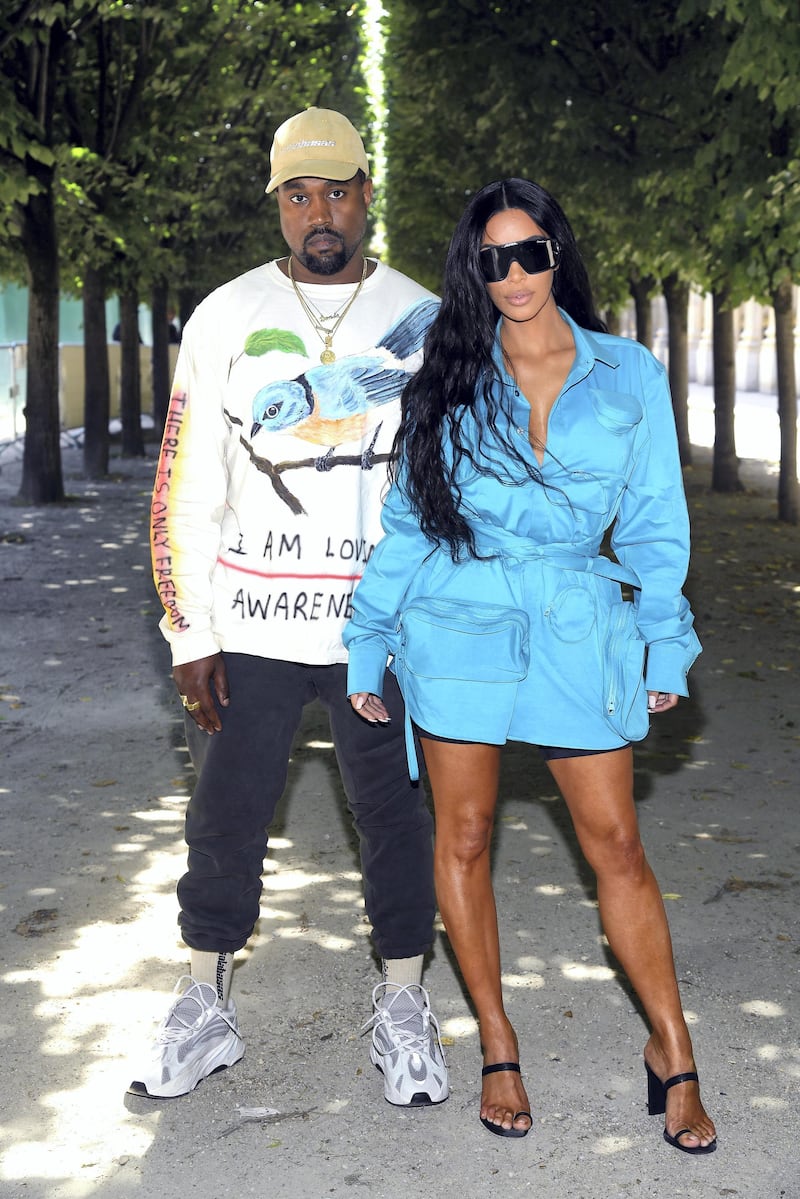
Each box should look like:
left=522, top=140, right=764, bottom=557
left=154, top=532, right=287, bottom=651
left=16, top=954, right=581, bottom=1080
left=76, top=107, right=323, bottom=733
left=186, top=701, right=201, bottom=713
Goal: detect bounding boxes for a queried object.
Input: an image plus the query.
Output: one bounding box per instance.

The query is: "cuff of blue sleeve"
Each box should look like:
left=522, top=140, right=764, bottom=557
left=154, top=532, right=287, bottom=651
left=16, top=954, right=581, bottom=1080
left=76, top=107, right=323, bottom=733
left=644, top=635, right=702, bottom=697
left=346, top=644, right=391, bottom=698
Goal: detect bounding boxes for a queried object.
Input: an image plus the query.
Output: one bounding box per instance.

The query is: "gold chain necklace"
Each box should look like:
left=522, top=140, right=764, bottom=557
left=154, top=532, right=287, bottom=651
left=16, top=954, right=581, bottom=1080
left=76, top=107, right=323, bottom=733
left=288, top=256, right=368, bottom=365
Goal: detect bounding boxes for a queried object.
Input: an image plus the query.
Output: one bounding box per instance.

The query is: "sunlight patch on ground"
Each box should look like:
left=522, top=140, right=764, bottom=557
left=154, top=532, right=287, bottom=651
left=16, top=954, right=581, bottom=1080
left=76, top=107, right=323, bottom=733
left=274, top=927, right=354, bottom=951
left=561, top=962, right=616, bottom=982
left=0, top=938, right=176, bottom=1184
left=591, top=1135, right=636, bottom=1155
left=0, top=783, right=256, bottom=1187
left=515, top=955, right=546, bottom=970
left=740, top=999, right=785, bottom=1018
left=124, top=827, right=186, bottom=890
left=262, top=869, right=334, bottom=892
left=3, top=1125, right=149, bottom=1188
left=0, top=778, right=388, bottom=1191
left=132, top=806, right=186, bottom=823
left=441, top=1015, right=479, bottom=1040
left=502, top=971, right=546, bottom=989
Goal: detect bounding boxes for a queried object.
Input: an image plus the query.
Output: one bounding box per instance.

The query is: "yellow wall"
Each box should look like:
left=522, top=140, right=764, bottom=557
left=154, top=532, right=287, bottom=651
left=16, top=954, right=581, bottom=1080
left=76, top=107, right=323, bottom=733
left=58, top=344, right=179, bottom=430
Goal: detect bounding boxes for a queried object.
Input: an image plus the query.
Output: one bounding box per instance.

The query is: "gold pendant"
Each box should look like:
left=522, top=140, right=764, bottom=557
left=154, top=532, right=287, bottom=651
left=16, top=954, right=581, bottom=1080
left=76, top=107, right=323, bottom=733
left=320, top=347, right=336, bottom=365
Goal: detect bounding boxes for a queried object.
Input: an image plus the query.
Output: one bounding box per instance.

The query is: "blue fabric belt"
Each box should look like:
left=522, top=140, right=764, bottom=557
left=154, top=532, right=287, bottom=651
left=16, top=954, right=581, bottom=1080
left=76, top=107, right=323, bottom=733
left=471, top=528, right=641, bottom=590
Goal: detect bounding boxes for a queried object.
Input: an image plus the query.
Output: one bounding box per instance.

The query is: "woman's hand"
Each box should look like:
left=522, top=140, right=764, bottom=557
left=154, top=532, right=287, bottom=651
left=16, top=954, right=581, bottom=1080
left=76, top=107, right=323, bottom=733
left=349, top=692, right=391, bottom=724
left=647, top=691, right=679, bottom=714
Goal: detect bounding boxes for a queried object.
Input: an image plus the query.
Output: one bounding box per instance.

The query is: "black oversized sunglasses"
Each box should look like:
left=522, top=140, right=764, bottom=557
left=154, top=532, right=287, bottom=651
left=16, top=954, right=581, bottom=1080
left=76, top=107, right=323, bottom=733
left=479, top=236, right=561, bottom=283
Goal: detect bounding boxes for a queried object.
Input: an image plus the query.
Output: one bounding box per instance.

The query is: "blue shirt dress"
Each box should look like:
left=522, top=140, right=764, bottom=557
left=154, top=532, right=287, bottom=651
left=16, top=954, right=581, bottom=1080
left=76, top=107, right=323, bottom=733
left=344, top=311, right=701, bottom=755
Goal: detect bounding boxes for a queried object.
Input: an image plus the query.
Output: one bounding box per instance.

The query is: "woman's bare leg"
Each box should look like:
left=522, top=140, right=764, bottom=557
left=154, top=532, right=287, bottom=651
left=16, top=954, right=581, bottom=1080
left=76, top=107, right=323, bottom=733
left=421, top=738, right=531, bottom=1133
left=547, top=747, right=716, bottom=1148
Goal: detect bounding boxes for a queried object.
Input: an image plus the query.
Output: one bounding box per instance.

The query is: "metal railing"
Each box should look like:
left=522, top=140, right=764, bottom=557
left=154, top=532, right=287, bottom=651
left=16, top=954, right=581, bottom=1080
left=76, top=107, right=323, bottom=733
left=0, top=341, right=26, bottom=441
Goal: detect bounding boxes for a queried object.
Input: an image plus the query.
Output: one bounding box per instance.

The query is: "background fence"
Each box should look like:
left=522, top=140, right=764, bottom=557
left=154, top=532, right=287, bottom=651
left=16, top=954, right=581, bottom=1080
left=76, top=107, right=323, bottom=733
left=1, top=290, right=798, bottom=446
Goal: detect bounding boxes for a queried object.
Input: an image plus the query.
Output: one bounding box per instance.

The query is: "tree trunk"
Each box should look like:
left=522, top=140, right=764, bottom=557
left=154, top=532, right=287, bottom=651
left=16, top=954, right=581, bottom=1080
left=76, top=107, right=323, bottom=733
left=663, top=274, right=691, bottom=466
left=119, top=288, right=144, bottom=457
left=711, top=290, right=742, bottom=492
left=151, top=278, right=170, bottom=433
left=82, top=265, right=111, bottom=478
left=604, top=309, right=621, bottom=336
left=630, top=275, right=655, bottom=349
left=772, top=278, right=799, bottom=524
left=179, top=287, right=200, bottom=332
left=18, top=188, right=65, bottom=503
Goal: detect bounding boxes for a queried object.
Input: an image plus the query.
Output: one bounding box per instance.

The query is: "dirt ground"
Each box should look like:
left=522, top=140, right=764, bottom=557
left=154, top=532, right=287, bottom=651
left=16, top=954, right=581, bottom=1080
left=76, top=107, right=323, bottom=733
left=0, top=424, right=797, bottom=1199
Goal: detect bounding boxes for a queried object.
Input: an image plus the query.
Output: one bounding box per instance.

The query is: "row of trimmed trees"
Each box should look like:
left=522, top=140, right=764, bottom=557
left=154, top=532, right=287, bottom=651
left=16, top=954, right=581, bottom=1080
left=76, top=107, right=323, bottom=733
left=381, top=0, right=799, bottom=521
left=0, top=0, right=366, bottom=499
left=2, top=2, right=798, bottom=520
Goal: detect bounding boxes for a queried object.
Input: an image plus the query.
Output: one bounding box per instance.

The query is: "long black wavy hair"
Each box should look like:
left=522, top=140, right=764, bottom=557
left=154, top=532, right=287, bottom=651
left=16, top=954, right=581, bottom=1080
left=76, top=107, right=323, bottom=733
left=394, top=178, right=607, bottom=560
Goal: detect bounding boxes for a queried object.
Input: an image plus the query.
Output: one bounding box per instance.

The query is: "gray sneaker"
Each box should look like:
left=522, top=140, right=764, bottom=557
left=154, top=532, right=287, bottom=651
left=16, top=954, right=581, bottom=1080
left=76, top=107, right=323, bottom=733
left=363, top=982, right=449, bottom=1106
left=128, top=976, right=244, bottom=1098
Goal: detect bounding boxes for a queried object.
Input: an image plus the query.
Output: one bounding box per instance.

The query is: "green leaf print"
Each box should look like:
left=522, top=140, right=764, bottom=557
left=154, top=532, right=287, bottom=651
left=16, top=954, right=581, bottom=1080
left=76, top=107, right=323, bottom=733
left=244, top=328, right=307, bottom=357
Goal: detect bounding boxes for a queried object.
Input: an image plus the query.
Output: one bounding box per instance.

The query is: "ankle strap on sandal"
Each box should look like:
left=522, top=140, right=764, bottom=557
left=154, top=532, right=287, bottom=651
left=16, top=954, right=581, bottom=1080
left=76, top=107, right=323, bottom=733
left=663, top=1070, right=699, bottom=1091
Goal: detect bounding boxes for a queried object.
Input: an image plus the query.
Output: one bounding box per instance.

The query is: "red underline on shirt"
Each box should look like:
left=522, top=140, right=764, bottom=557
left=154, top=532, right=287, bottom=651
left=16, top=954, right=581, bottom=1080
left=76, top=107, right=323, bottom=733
left=218, top=555, right=364, bottom=582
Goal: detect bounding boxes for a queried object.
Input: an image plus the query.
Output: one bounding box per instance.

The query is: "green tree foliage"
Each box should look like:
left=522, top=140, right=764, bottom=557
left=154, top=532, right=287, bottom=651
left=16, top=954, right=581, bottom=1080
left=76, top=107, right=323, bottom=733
left=382, top=2, right=721, bottom=305
left=0, top=0, right=367, bottom=498
left=383, top=0, right=798, bottom=515
left=679, top=0, right=799, bottom=518
left=0, top=3, right=97, bottom=502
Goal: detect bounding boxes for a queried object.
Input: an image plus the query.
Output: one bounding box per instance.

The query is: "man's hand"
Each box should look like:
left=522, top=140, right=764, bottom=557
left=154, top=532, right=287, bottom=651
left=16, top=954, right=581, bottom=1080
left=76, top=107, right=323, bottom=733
left=173, top=653, right=230, bottom=734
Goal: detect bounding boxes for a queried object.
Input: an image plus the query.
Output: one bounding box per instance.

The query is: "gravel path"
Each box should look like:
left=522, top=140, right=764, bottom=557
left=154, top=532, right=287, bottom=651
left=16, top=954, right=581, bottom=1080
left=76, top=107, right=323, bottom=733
left=0, top=434, right=797, bottom=1199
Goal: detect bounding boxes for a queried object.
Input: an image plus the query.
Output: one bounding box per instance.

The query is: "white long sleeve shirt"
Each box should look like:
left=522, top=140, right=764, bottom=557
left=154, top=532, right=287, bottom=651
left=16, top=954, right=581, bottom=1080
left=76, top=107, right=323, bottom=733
left=150, top=258, right=437, bottom=667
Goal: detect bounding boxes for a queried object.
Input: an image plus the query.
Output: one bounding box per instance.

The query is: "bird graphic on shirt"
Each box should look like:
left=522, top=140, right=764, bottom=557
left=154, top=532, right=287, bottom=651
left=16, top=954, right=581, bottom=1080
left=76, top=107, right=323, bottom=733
left=249, top=299, right=438, bottom=462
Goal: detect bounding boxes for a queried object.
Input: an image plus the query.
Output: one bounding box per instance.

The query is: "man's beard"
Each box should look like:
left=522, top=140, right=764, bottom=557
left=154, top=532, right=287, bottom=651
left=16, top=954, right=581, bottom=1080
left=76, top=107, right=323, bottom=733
left=298, top=230, right=358, bottom=276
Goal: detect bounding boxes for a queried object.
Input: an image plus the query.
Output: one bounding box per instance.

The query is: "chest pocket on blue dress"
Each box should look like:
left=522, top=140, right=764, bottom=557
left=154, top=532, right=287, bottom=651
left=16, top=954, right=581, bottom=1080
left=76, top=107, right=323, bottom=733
left=589, top=389, right=643, bottom=436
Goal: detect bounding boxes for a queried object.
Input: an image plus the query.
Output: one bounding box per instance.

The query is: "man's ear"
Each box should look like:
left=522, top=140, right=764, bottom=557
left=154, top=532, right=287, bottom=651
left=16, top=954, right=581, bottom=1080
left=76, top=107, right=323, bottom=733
left=362, top=177, right=374, bottom=207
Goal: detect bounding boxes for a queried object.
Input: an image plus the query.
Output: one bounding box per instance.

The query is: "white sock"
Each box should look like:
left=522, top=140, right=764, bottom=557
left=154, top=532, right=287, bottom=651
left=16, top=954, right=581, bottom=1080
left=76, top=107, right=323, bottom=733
left=382, top=955, right=424, bottom=988
left=190, top=950, right=234, bottom=1005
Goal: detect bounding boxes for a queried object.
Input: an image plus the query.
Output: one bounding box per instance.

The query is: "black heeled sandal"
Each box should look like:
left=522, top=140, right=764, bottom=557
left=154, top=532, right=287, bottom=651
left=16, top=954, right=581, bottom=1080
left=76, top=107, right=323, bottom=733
left=480, top=1062, right=533, bottom=1139
left=645, top=1062, right=717, bottom=1154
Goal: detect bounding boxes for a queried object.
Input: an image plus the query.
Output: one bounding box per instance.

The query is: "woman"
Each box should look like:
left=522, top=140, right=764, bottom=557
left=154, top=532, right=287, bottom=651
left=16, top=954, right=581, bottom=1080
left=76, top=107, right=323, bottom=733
left=344, top=179, right=717, bottom=1151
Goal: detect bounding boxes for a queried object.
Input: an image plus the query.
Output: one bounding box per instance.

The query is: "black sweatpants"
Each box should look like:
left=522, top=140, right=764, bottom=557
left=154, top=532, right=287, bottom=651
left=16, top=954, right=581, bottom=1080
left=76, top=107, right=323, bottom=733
left=177, top=652, right=436, bottom=960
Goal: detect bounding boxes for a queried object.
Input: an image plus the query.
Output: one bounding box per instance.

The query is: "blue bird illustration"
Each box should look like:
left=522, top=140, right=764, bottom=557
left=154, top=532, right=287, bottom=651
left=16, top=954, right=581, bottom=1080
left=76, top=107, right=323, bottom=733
left=250, top=299, right=438, bottom=466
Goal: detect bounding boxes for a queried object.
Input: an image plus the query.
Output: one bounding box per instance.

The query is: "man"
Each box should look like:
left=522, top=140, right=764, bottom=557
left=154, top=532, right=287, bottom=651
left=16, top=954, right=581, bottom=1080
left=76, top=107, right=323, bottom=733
left=131, top=108, right=448, bottom=1108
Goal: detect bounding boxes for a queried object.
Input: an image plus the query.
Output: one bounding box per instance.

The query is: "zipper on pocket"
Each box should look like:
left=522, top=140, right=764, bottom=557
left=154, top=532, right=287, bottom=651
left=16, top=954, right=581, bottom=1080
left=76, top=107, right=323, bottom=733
left=605, top=604, right=627, bottom=715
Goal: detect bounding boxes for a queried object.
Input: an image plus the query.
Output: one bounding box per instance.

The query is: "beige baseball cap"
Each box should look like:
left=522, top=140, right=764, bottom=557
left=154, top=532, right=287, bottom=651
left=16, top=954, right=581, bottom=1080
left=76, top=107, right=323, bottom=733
left=265, top=107, right=370, bottom=194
